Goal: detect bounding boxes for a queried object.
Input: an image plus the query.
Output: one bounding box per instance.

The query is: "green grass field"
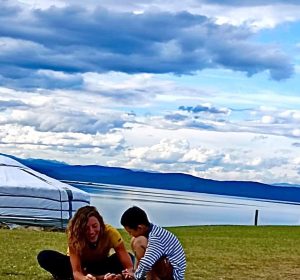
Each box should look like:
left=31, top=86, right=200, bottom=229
left=1, top=226, right=300, bottom=280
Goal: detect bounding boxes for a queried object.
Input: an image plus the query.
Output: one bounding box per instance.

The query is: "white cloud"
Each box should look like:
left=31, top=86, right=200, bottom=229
left=292, top=129, right=300, bottom=137
left=0, top=1, right=295, bottom=83
left=211, top=4, right=300, bottom=30
left=19, top=0, right=300, bottom=30
left=181, top=147, right=219, bottom=164
left=0, top=123, right=126, bottom=164
left=1, top=71, right=300, bottom=185
left=247, top=157, right=263, bottom=167
left=293, top=157, right=300, bottom=164
left=0, top=2, right=300, bottom=184
left=261, top=115, right=275, bottom=124
left=126, top=138, right=189, bottom=163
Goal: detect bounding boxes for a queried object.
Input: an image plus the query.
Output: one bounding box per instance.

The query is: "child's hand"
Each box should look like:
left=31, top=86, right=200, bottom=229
left=122, top=268, right=134, bottom=279
left=104, top=273, right=122, bottom=280
left=85, top=273, right=96, bottom=280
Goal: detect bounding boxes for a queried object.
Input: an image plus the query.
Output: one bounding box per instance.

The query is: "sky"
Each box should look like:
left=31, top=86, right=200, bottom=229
left=1, top=0, right=300, bottom=185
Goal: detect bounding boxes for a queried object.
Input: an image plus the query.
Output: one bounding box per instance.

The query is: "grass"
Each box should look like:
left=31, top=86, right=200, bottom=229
left=1, top=225, right=300, bottom=279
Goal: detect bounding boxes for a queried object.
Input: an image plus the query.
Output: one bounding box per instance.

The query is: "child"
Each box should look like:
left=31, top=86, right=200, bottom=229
left=120, top=206, right=186, bottom=280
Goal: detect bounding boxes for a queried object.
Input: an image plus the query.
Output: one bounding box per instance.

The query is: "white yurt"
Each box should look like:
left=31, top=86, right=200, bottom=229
left=0, top=154, right=90, bottom=228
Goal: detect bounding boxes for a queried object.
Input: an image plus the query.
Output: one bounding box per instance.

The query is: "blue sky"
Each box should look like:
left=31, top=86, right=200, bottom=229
left=1, top=0, right=300, bottom=184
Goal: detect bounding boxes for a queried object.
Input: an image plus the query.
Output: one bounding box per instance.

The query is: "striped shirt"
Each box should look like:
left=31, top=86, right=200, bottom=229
left=134, top=224, right=186, bottom=280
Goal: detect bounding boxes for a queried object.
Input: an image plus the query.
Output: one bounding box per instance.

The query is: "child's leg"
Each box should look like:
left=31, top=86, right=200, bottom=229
left=131, top=237, right=173, bottom=280
left=151, top=257, right=173, bottom=280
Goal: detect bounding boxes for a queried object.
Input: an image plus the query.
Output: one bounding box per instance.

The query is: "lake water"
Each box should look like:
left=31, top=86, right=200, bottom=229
left=74, top=183, right=300, bottom=228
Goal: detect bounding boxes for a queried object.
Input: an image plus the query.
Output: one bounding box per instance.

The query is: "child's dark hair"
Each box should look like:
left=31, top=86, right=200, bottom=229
left=120, top=206, right=150, bottom=229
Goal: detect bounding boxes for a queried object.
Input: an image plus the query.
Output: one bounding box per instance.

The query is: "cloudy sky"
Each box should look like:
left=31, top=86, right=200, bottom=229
left=1, top=0, right=300, bottom=185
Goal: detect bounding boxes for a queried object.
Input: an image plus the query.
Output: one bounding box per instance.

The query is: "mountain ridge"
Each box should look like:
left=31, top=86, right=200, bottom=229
left=2, top=153, right=300, bottom=204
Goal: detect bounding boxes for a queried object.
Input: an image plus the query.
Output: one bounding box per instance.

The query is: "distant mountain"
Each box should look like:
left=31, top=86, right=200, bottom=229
left=3, top=153, right=300, bottom=204
left=273, top=183, right=300, bottom=188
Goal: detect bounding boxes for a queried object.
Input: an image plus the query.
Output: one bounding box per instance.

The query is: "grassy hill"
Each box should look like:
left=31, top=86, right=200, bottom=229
left=1, top=226, right=300, bottom=280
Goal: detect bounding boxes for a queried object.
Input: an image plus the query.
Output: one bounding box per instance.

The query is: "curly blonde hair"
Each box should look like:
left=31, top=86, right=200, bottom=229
left=67, top=206, right=105, bottom=255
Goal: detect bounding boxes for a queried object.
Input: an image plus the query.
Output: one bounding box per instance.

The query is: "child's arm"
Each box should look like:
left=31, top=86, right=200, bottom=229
left=134, top=237, right=164, bottom=280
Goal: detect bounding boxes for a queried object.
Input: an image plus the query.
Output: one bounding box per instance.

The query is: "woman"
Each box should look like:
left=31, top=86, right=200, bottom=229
left=37, top=206, right=134, bottom=280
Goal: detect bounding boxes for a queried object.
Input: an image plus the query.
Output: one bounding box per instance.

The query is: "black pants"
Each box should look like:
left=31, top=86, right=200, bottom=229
left=37, top=250, right=132, bottom=280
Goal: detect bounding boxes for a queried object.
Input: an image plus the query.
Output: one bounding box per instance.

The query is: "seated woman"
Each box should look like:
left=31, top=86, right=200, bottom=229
left=37, top=206, right=134, bottom=280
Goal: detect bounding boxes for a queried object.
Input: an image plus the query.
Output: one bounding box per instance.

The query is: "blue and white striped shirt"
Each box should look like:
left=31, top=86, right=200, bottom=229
left=134, top=224, right=186, bottom=280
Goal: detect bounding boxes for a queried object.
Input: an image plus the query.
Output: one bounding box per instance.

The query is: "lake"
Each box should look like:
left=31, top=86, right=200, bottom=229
left=73, top=182, right=300, bottom=228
